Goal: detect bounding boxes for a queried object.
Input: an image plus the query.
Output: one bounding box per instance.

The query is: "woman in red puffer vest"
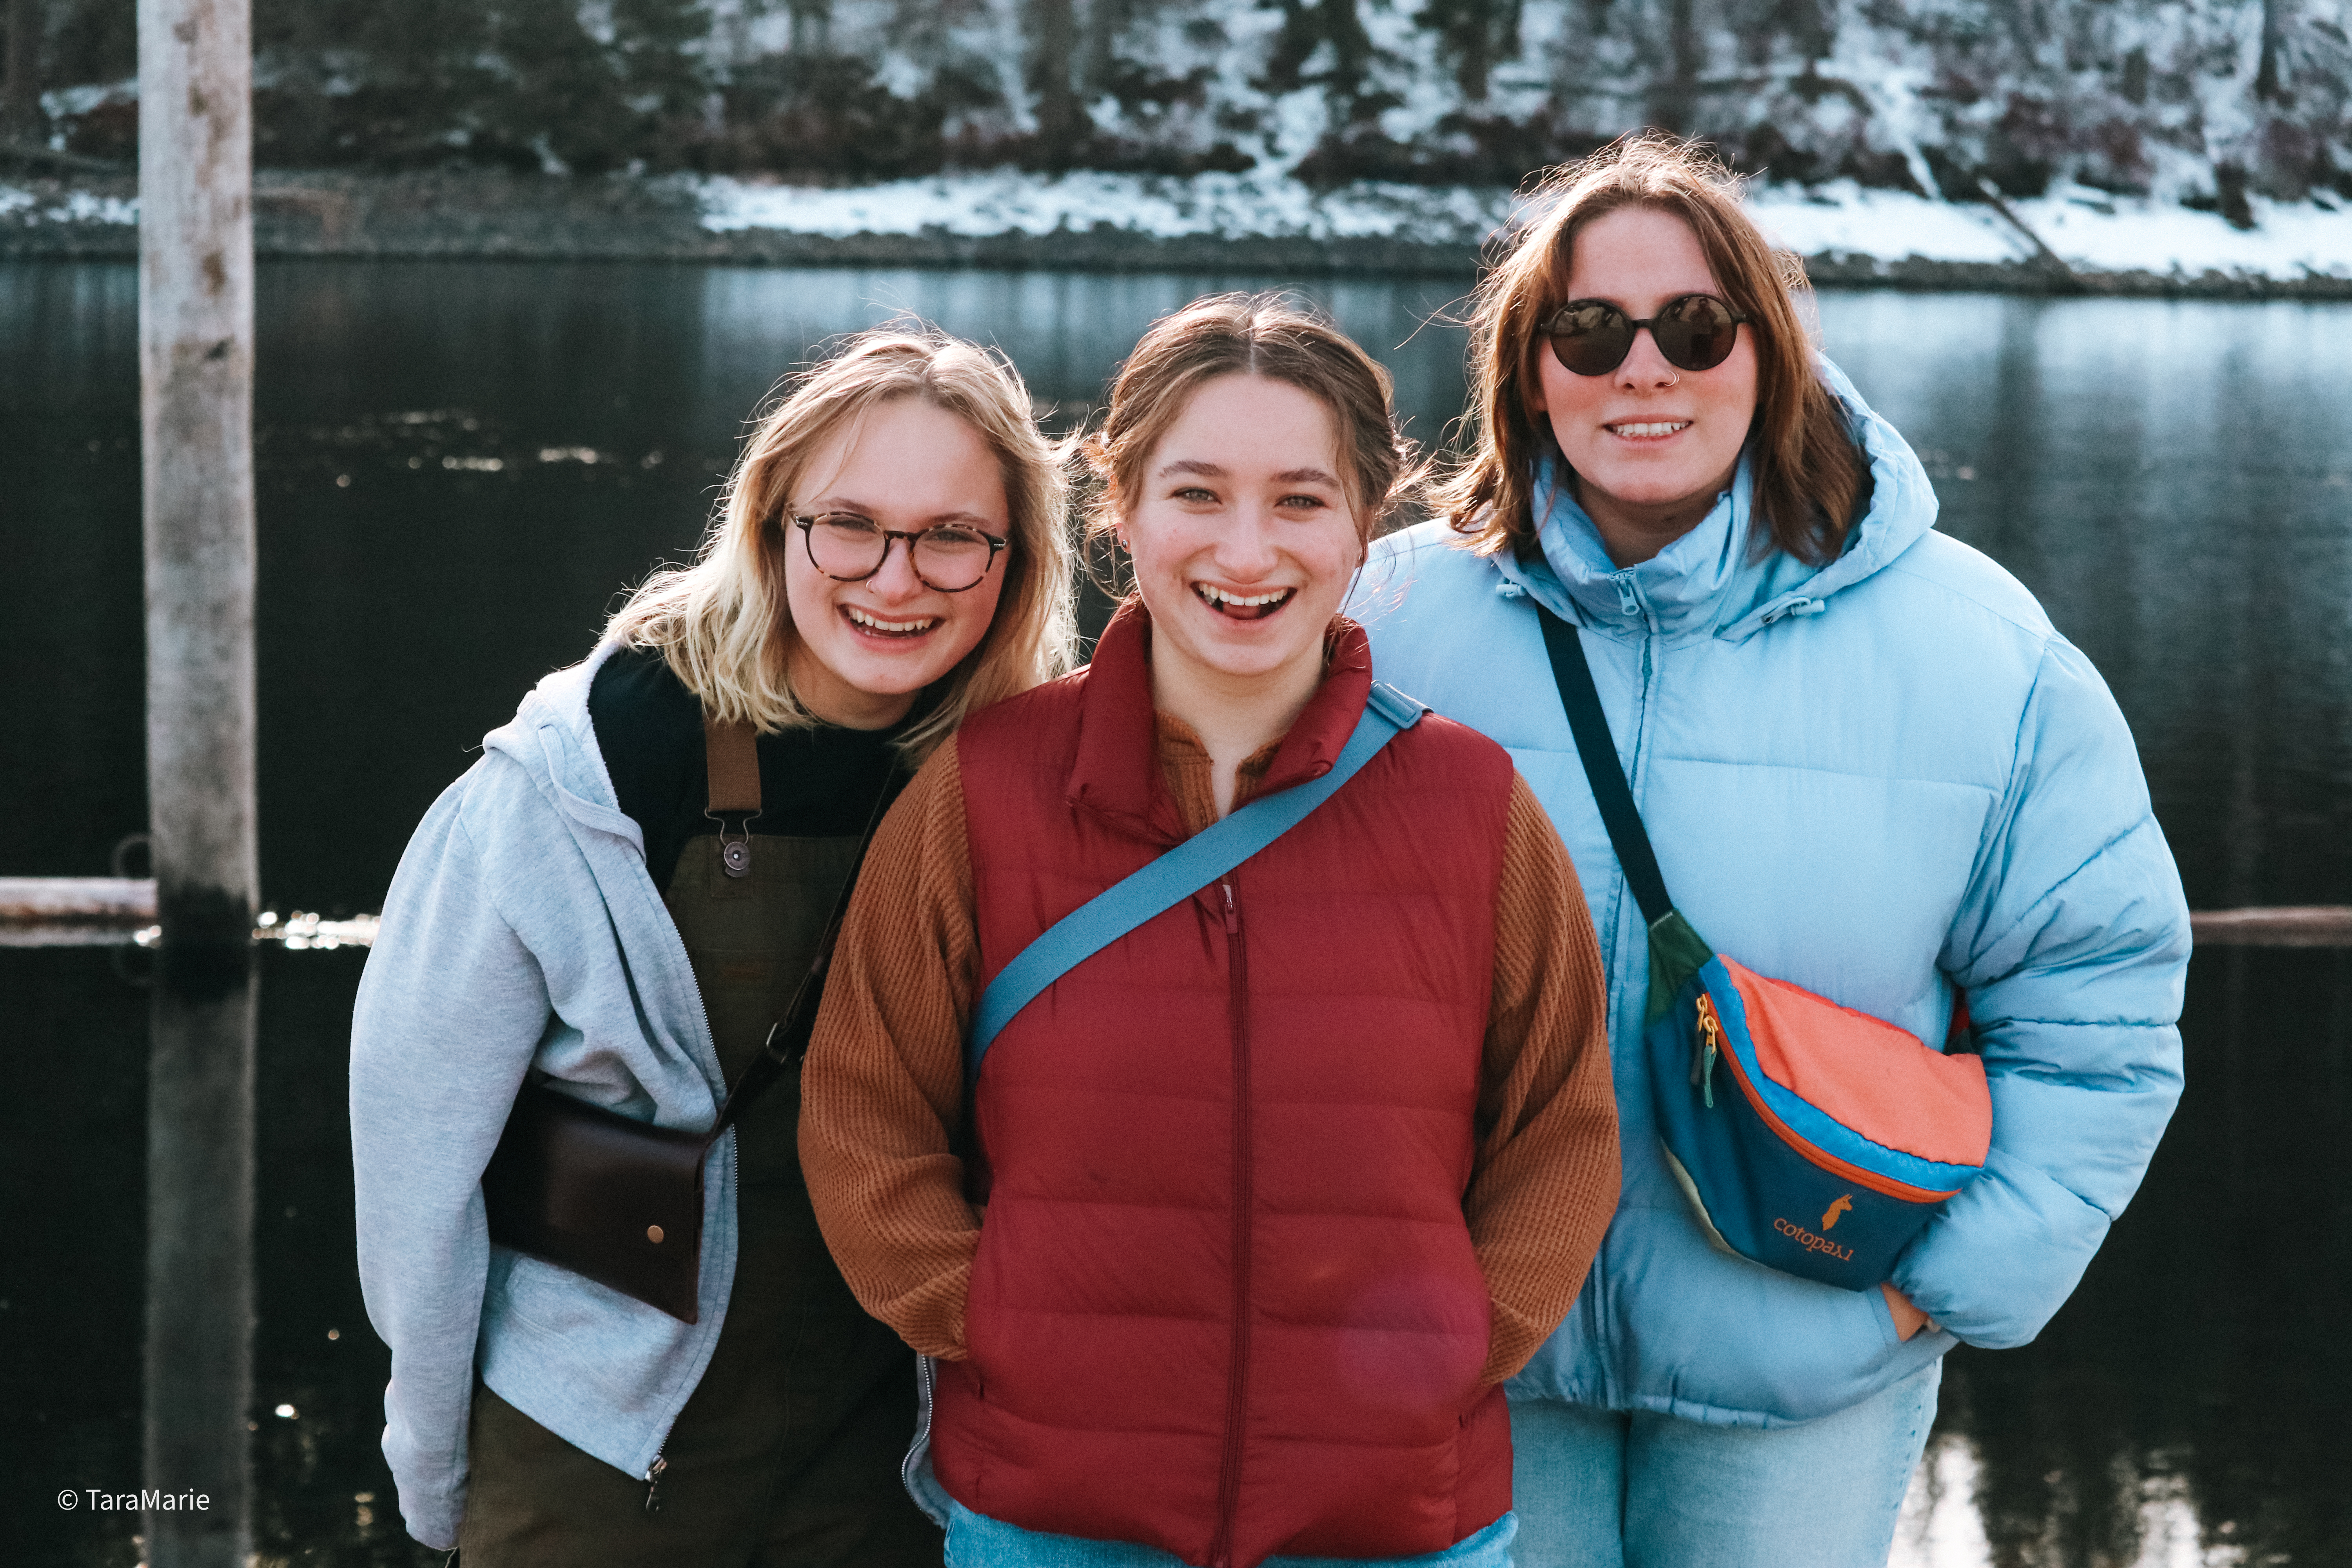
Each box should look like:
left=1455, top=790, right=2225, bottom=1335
left=802, top=294, right=1621, bottom=1568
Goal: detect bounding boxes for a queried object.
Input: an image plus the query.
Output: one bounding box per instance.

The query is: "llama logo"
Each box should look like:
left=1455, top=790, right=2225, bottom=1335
left=1820, top=1194, right=1855, bottom=1232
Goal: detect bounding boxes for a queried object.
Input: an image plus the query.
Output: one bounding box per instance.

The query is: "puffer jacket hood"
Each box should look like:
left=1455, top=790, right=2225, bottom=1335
left=1497, top=359, right=1940, bottom=645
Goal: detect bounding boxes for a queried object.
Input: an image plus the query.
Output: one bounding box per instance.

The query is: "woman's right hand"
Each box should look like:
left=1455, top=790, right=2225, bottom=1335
left=1881, top=1283, right=1931, bottom=1341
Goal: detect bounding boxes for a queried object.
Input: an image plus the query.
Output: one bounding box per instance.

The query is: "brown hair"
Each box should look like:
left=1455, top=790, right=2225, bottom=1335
left=1081, top=293, right=1417, bottom=556
left=605, top=325, right=1076, bottom=766
left=1434, top=133, right=1867, bottom=565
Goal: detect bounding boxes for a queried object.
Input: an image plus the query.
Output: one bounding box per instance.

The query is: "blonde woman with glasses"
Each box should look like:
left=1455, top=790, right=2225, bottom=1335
left=352, top=327, right=1075, bottom=1566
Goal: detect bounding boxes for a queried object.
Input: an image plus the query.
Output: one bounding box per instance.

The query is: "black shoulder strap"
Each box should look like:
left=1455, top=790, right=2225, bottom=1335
left=1534, top=603, right=1675, bottom=929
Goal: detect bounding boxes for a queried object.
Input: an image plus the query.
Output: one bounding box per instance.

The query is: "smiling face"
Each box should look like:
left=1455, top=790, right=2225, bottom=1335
left=1530, top=203, right=1760, bottom=562
left=1121, top=373, right=1363, bottom=704
left=782, top=396, right=1012, bottom=729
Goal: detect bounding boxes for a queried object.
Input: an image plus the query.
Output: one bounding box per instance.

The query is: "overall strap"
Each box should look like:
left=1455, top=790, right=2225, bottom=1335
left=1534, top=604, right=1675, bottom=928
left=964, top=681, right=1427, bottom=1086
left=702, top=717, right=897, bottom=1140
left=703, top=714, right=762, bottom=878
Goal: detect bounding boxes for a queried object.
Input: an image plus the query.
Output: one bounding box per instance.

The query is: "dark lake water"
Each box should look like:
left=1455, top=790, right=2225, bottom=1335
left=4, top=262, right=2349, bottom=1565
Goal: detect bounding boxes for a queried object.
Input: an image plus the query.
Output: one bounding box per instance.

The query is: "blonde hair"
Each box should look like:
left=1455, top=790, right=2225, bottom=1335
left=605, top=325, right=1076, bottom=764
left=1436, top=134, right=1868, bottom=566
left=1080, top=293, right=1417, bottom=555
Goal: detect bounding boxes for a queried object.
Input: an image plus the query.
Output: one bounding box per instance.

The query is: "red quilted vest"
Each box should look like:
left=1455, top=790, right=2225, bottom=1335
left=936, top=604, right=1518, bottom=1568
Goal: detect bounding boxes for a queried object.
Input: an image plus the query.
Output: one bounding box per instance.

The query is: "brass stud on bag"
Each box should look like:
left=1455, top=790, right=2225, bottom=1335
left=646, top=1225, right=665, bottom=1245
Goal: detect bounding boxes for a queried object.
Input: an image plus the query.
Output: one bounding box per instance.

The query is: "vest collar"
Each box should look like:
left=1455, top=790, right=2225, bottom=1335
left=1067, top=600, right=1376, bottom=842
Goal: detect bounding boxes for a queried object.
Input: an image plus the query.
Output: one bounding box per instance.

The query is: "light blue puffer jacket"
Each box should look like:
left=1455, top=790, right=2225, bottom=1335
left=1349, top=362, right=2189, bottom=1427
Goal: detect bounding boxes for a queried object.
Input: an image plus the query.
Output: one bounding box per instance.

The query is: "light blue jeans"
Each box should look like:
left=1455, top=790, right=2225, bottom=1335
left=1509, top=1362, right=1940, bottom=1568
left=943, top=1501, right=1519, bottom=1568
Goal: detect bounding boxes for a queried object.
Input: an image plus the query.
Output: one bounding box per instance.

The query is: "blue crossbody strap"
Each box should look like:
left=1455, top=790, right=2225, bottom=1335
left=964, top=680, right=1427, bottom=1085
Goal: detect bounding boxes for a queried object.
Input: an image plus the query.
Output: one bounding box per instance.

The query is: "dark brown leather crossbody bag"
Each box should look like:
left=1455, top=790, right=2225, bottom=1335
left=481, top=713, right=891, bottom=1323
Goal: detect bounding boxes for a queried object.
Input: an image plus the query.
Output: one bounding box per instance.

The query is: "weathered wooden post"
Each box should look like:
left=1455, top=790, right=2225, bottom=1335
left=138, top=0, right=255, bottom=1561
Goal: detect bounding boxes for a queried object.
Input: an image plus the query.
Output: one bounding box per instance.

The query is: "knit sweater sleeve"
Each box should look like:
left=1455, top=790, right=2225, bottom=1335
left=799, top=736, right=982, bottom=1361
left=1465, top=773, right=1621, bottom=1386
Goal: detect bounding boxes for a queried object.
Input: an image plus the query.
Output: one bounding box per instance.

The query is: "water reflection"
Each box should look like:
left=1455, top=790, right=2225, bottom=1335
left=3, top=264, right=2348, bottom=1565
left=1819, top=293, right=2352, bottom=916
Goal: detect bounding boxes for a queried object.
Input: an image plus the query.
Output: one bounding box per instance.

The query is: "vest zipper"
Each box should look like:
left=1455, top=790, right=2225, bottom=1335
left=1207, top=878, right=1253, bottom=1568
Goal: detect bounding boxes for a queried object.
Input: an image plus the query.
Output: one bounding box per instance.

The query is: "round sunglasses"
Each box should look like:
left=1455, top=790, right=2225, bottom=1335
left=1541, top=294, right=1750, bottom=377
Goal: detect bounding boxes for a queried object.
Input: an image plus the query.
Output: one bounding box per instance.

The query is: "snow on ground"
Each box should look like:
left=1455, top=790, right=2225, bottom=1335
left=2009, top=190, right=2352, bottom=279
left=697, top=170, right=1519, bottom=244
left=1744, top=182, right=2024, bottom=265
left=1749, top=178, right=2352, bottom=279
left=0, top=186, right=138, bottom=227
left=700, top=171, right=2352, bottom=279
left=5, top=171, right=2343, bottom=281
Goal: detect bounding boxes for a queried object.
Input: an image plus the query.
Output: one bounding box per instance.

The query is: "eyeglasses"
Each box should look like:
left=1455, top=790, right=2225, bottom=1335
left=1541, top=294, right=1750, bottom=377
left=792, top=513, right=1009, bottom=593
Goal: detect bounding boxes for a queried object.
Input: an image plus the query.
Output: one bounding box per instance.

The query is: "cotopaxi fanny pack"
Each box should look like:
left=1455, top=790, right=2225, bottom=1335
left=1535, top=606, right=1992, bottom=1289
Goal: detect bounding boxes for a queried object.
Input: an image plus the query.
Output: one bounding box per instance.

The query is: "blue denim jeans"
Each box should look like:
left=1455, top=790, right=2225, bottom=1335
left=942, top=1501, right=1519, bottom=1568
left=1509, top=1362, right=1940, bottom=1568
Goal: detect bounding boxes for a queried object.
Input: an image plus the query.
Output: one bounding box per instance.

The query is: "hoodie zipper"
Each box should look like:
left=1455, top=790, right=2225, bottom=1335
left=1206, top=879, right=1253, bottom=1568
left=642, top=1450, right=668, bottom=1514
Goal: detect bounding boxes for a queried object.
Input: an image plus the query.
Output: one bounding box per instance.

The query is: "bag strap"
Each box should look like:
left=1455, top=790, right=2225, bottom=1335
left=964, top=681, right=1427, bottom=1087
left=1534, top=603, right=1675, bottom=929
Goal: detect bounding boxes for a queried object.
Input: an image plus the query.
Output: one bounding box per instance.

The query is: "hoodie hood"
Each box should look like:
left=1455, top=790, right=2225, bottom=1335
left=480, top=639, right=645, bottom=859
left=1494, top=356, right=1940, bottom=644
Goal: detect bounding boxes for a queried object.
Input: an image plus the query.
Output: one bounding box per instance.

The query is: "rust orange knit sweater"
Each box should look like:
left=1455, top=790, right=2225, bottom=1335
left=800, top=714, right=1620, bottom=1387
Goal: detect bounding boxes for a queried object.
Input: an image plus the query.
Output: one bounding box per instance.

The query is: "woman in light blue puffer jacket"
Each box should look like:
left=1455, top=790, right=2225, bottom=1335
left=1350, top=135, right=2190, bottom=1567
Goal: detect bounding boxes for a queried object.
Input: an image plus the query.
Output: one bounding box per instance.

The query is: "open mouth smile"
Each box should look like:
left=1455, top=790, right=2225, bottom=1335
left=842, top=604, right=940, bottom=639
left=1605, top=420, right=1692, bottom=441
left=1193, top=583, right=1297, bottom=621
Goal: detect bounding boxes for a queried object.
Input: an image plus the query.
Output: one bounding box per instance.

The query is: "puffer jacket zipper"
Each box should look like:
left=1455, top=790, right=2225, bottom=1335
left=1206, top=878, right=1253, bottom=1568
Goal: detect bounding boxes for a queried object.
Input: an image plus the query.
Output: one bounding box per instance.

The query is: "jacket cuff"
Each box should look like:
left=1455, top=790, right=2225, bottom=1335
left=1891, top=1146, right=2109, bottom=1348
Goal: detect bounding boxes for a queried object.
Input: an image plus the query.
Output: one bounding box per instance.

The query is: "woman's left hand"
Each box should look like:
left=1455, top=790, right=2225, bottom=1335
left=1881, top=1283, right=1931, bottom=1340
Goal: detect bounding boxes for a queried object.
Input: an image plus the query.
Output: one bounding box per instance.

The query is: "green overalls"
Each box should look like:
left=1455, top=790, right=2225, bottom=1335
left=458, top=827, right=942, bottom=1566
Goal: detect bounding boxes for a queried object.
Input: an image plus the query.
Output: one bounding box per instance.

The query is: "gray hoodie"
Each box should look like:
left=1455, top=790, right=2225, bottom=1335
left=350, top=642, right=743, bottom=1549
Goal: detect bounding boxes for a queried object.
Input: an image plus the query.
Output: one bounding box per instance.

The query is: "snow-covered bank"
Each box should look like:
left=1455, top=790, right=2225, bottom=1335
left=697, top=172, right=1517, bottom=245
left=1747, top=180, right=2352, bottom=285
left=4, top=168, right=2347, bottom=294
left=698, top=171, right=2352, bottom=289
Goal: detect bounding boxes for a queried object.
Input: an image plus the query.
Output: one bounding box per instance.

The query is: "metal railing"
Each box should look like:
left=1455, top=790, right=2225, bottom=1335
left=8, top=876, right=2350, bottom=951
left=1, top=878, right=377, bottom=949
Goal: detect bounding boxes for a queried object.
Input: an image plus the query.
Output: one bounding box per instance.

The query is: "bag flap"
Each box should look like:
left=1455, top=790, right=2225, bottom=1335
left=1714, top=955, right=1992, bottom=1170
